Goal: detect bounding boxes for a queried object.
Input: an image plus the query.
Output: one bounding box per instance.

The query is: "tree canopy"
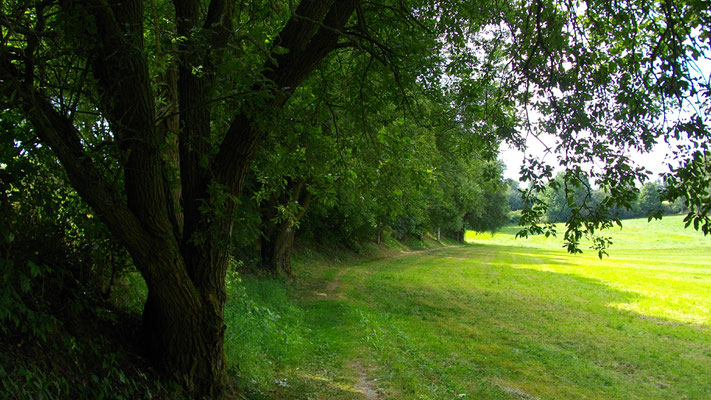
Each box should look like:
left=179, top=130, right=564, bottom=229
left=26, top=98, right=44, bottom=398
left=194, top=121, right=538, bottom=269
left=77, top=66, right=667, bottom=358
left=1, top=0, right=710, bottom=396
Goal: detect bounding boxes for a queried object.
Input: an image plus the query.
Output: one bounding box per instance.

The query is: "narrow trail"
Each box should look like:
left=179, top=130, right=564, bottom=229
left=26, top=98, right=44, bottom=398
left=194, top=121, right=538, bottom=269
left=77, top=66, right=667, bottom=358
left=316, top=244, right=465, bottom=399
left=352, top=361, right=380, bottom=400
left=323, top=266, right=348, bottom=297
left=319, top=244, right=463, bottom=298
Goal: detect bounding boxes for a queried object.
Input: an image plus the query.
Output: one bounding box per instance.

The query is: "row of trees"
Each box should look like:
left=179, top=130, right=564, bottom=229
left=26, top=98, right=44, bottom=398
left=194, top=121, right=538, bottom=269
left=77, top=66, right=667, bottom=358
left=0, top=64, right=508, bottom=332
left=2, top=0, right=710, bottom=396
left=507, top=177, right=688, bottom=223
left=0, top=78, right=509, bottom=395
left=237, top=86, right=511, bottom=275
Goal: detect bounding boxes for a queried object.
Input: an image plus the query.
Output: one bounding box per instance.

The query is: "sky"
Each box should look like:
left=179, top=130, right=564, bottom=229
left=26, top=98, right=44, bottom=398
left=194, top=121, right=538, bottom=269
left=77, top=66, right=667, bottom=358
left=500, top=56, right=710, bottom=184
left=499, top=136, right=676, bottom=183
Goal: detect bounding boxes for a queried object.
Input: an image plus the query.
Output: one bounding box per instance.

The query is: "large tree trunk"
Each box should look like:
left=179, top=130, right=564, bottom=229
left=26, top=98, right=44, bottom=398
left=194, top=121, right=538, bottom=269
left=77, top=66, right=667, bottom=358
left=457, top=228, right=466, bottom=243
left=1, top=0, right=359, bottom=397
left=141, top=265, right=226, bottom=396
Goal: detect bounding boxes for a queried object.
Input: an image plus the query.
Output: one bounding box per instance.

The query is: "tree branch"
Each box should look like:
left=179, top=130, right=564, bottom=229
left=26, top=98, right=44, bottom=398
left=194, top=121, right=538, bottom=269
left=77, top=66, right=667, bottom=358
left=0, top=59, right=164, bottom=272
left=212, top=0, right=359, bottom=191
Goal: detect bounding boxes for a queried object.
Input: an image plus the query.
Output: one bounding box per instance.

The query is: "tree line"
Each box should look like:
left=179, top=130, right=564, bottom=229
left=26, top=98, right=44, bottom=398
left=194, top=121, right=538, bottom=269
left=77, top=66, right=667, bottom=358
left=507, top=176, right=688, bottom=224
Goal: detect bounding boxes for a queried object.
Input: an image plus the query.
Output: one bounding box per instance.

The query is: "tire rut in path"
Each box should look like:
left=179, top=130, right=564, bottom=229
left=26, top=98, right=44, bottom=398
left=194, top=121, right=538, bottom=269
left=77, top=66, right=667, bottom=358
left=319, top=245, right=463, bottom=398
left=352, top=361, right=380, bottom=400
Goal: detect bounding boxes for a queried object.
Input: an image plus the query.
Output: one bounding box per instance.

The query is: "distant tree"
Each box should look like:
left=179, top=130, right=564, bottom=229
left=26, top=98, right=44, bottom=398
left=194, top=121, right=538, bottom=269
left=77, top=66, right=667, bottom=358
left=514, top=0, right=711, bottom=255
left=543, top=187, right=573, bottom=223
left=638, top=182, right=664, bottom=218
left=541, top=172, right=594, bottom=223
left=467, top=166, right=510, bottom=235
left=664, top=196, right=689, bottom=215
left=506, top=179, right=524, bottom=212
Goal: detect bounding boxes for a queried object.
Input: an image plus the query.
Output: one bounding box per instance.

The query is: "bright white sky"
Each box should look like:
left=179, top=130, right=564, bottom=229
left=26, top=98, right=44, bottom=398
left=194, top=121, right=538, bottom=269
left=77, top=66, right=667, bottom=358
left=499, top=136, right=675, bottom=183
left=501, top=57, right=711, bottom=184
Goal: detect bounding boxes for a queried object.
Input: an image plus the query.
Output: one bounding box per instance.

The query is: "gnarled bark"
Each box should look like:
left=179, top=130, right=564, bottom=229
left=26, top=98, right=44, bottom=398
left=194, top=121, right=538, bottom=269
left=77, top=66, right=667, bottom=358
left=1, top=0, right=359, bottom=396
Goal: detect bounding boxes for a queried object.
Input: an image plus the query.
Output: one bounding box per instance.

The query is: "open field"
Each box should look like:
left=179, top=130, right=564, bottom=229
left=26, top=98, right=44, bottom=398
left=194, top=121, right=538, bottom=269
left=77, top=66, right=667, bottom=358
left=225, top=215, right=711, bottom=399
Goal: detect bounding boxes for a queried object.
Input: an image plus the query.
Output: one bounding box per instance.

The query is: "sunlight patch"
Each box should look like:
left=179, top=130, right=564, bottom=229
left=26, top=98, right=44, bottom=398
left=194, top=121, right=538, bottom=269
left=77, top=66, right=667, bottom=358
left=295, top=371, right=362, bottom=395
left=606, top=302, right=709, bottom=326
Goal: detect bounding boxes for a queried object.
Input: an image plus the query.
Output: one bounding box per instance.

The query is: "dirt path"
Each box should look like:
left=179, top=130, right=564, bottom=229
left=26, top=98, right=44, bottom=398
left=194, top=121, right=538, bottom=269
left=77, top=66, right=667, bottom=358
left=318, top=245, right=461, bottom=299
left=352, top=361, right=380, bottom=400
left=324, top=266, right=349, bottom=296
left=316, top=245, right=465, bottom=399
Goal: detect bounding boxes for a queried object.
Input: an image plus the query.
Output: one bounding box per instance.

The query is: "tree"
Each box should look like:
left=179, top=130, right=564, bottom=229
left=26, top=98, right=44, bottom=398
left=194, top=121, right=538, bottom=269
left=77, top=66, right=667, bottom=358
left=0, top=110, right=131, bottom=343
left=1, top=0, right=363, bottom=394
left=426, top=149, right=510, bottom=242
left=541, top=172, right=580, bottom=223
left=465, top=163, right=510, bottom=234
left=638, top=182, right=664, bottom=217
left=513, top=0, right=711, bottom=254
left=250, top=66, right=447, bottom=269
left=249, top=110, right=331, bottom=275
left=506, top=179, right=524, bottom=212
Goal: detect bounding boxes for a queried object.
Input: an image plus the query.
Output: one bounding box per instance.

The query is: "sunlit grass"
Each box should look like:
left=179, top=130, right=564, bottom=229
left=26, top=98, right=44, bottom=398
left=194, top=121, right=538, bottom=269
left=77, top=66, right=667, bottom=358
left=467, top=215, right=711, bottom=326
left=467, top=214, right=711, bottom=251
left=225, top=216, right=711, bottom=399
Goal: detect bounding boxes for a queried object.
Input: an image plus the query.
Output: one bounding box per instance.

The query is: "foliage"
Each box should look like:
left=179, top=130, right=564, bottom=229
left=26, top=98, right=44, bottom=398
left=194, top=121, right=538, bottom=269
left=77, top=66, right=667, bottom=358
left=638, top=182, right=663, bottom=217
left=278, top=74, right=513, bottom=248
left=223, top=267, right=314, bottom=398
left=0, top=337, right=184, bottom=400
left=464, top=163, right=510, bottom=233
left=510, top=0, right=711, bottom=253
left=0, top=110, right=129, bottom=340
left=506, top=179, right=524, bottom=212
left=0, top=109, right=165, bottom=400
left=531, top=173, right=687, bottom=225
left=2, top=0, right=711, bottom=394
left=662, top=151, right=711, bottom=234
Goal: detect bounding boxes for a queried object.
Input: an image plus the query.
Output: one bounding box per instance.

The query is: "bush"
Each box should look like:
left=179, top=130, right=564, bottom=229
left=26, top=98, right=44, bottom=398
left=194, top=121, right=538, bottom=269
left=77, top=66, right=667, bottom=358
left=0, top=117, right=132, bottom=339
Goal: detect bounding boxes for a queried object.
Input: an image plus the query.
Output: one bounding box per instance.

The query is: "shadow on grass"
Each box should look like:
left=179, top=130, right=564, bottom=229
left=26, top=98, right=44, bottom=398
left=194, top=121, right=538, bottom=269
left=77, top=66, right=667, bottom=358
left=234, top=244, right=710, bottom=399
left=325, top=251, right=711, bottom=399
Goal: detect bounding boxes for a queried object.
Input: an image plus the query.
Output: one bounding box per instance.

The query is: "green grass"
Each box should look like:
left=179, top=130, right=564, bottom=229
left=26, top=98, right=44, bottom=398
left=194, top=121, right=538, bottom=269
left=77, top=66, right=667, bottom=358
left=225, top=215, right=711, bottom=399
left=469, top=214, right=711, bottom=251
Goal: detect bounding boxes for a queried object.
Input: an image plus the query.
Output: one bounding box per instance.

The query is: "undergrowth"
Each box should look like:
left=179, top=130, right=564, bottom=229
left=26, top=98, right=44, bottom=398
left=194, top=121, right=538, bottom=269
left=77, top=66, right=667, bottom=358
left=224, top=267, right=315, bottom=398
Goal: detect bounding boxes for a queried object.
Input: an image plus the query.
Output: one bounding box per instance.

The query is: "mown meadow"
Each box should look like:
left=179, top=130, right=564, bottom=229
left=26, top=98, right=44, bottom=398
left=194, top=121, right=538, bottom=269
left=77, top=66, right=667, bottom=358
left=225, top=215, right=711, bottom=399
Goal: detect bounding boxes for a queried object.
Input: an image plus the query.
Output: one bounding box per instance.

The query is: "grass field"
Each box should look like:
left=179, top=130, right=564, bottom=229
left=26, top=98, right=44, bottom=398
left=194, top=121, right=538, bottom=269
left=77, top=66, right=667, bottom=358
left=225, top=215, right=711, bottom=399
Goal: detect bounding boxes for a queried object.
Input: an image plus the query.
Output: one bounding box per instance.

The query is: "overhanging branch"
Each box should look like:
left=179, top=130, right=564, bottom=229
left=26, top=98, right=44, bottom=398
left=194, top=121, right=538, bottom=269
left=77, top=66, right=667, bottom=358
left=212, top=0, right=359, bottom=190
left=0, top=59, right=158, bottom=265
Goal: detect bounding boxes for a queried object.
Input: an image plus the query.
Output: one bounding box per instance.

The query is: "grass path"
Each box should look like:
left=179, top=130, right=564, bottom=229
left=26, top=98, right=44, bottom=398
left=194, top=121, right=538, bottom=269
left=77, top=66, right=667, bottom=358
left=226, top=216, right=711, bottom=399
left=317, top=246, right=468, bottom=399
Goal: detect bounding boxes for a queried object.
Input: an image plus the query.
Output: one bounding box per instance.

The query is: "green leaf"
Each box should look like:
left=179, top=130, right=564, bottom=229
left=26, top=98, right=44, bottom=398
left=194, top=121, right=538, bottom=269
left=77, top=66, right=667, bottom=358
left=0, top=223, right=13, bottom=243
left=28, top=261, right=41, bottom=278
